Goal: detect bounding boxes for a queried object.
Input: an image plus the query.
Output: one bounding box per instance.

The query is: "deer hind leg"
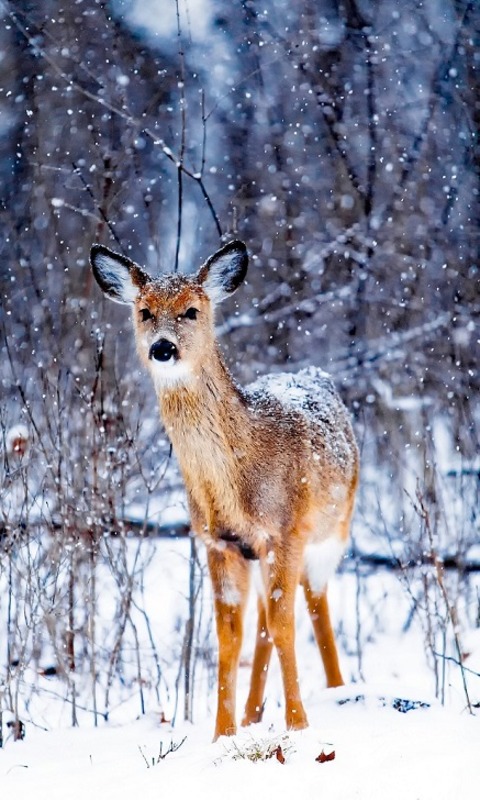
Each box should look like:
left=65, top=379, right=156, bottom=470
left=303, top=580, right=344, bottom=687
left=241, top=597, right=273, bottom=726
left=265, top=542, right=308, bottom=731
left=207, top=547, right=250, bottom=740
left=301, top=530, right=349, bottom=688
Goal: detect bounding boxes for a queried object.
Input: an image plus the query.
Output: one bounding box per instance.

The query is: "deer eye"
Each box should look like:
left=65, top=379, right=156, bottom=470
left=183, top=307, right=199, bottom=320
left=140, top=308, right=153, bottom=322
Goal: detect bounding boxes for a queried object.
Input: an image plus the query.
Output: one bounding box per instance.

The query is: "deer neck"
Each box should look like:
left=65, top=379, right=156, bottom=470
left=157, top=348, right=250, bottom=510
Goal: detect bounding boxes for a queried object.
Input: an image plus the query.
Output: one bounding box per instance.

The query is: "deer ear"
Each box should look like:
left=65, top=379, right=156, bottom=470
left=198, top=240, right=248, bottom=304
left=90, top=244, right=149, bottom=304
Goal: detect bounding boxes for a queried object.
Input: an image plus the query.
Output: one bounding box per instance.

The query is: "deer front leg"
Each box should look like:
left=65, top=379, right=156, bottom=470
left=207, top=546, right=250, bottom=740
left=241, top=597, right=273, bottom=726
left=265, top=543, right=308, bottom=730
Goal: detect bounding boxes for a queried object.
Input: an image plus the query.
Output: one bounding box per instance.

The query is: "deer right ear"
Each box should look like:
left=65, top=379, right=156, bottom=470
left=90, top=244, right=149, bottom=304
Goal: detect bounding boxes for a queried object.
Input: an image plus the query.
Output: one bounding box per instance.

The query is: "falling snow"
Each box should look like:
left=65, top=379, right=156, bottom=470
left=1, top=0, right=479, bottom=796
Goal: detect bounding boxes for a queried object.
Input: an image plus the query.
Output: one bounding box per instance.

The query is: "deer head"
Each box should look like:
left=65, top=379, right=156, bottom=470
left=90, top=240, right=248, bottom=388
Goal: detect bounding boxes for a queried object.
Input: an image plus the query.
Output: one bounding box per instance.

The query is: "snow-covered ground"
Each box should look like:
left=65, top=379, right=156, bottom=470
left=1, top=537, right=479, bottom=798
left=2, top=686, right=479, bottom=800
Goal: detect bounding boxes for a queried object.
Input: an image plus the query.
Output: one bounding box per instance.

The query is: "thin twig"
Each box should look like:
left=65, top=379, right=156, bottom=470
left=71, top=162, right=125, bottom=252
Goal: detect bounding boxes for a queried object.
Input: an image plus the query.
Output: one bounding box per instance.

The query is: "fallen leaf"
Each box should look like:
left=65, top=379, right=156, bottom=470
left=316, top=749, right=335, bottom=763
left=275, top=746, right=286, bottom=764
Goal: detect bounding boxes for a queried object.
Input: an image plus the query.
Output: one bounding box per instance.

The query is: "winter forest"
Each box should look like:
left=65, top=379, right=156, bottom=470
left=0, top=0, right=479, bottom=795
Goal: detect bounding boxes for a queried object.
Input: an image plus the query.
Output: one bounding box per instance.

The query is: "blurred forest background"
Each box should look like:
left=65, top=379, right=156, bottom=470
left=0, top=0, right=479, bottom=737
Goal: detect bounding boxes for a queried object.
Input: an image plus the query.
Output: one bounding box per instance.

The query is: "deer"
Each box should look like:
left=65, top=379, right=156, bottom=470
left=90, top=239, right=359, bottom=740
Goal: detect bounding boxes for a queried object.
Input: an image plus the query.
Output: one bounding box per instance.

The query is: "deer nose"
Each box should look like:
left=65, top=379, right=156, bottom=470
left=149, top=338, right=178, bottom=362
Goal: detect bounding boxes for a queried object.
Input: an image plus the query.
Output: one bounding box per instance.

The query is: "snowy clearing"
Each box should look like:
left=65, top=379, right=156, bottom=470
left=2, top=688, right=479, bottom=800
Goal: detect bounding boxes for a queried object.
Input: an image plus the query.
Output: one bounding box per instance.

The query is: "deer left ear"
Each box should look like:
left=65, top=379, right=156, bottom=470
left=198, top=240, right=248, bottom=304
left=90, top=244, right=150, bottom=304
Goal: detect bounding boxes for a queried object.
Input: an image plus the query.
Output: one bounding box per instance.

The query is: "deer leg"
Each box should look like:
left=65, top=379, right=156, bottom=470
left=265, top=546, right=308, bottom=731
left=241, top=597, right=273, bottom=726
left=303, top=580, right=344, bottom=687
left=207, top=547, right=250, bottom=740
